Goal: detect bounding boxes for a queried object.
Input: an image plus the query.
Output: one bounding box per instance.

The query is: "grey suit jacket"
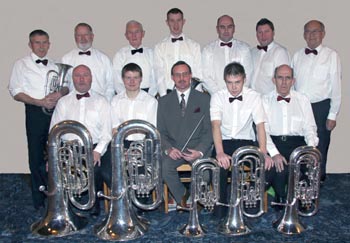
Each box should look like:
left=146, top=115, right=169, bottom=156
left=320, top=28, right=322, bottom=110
left=157, top=89, right=213, bottom=157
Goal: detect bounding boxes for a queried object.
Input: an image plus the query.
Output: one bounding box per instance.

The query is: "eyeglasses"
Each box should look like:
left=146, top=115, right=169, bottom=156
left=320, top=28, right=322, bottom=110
left=173, top=72, right=190, bottom=79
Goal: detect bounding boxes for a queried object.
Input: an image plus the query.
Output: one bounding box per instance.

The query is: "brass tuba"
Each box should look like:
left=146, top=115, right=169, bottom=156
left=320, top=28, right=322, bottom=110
left=217, top=146, right=265, bottom=236
left=272, top=146, right=321, bottom=235
left=177, top=158, right=220, bottom=237
left=94, top=119, right=162, bottom=241
left=31, top=120, right=96, bottom=236
left=43, top=63, right=72, bottom=115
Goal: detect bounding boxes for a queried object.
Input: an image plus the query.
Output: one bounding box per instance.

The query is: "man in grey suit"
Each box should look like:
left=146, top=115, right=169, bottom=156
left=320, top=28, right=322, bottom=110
left=157, top=61, right=213, bottom=207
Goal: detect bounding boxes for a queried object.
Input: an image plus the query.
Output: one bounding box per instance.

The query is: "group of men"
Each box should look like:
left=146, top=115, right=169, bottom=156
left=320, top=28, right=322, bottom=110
left=8, top=7, right=341, bottom=220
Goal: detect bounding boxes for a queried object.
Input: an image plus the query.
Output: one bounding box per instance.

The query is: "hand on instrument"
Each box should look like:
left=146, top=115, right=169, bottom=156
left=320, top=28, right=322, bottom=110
left=182, top=148, right=201, bottom=162
left=40, top=96, right=57, bottom=109
left=216, top=152, right=231, bottom=169
left=167, top=147, right=183, bottom=160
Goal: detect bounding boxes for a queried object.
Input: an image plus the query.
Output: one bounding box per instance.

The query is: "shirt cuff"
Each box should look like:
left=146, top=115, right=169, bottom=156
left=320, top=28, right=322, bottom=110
left=327, top=112, right=337, bottom=121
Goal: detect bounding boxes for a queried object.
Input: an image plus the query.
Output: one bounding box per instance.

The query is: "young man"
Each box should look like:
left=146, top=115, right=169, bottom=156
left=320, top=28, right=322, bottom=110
left=210, top=62, right=273, bottom=217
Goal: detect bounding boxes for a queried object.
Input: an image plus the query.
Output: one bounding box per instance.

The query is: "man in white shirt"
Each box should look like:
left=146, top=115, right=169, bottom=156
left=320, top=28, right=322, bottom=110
left=210, top=62, right=273, bottom=218
left=263, top=64, right=318, bottom=209
left=250, top=18, right=290, bottom=95
left=202, top=15, right=253, bottom=95
left=8, top=29, right=68, bottom=211
left=113, top=20, right=157, bottom=96
left=62, top=23, right=115, bottom=101
left=291, top=20, right=341, bottom=183
left=50, top=65, right=112, bottom=217
left=154, top=8, right=202, bottom=96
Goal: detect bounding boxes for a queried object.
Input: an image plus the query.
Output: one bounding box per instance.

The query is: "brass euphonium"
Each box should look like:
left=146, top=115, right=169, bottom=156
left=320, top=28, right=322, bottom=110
left=31, top=120, right=96, bottom=236
left=94, top=119, right=162, bottom=241
left=217, top=146, right=265, bottom=236
left=43, top=63, right=72, bottom=115
left=272, top=146, right=321, bottom=235
left=177, top=158, right=220, bottom=237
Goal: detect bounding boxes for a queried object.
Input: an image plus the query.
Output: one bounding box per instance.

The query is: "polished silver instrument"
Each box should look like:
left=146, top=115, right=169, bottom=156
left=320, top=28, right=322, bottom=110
left=272, top=146, right=321, bottom=235
left=43, top=63, right=72, bottom=115
left=177, top=158, right=220, bottom=237
left=217, top=146, right=265, bottom=236
left=31, top=120, right=95, bottom=236
left=94, top=119, right=162, bottom=241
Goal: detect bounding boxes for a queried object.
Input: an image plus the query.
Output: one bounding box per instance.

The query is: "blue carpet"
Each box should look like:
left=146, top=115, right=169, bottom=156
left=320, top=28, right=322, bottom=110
left=0, top=173, right=349, bottom=243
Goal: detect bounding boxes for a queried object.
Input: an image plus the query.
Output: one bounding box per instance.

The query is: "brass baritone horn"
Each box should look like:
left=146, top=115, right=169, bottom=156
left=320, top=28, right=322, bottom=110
left=272, top=146, right=321, bottom=235
left=94, top=119, right=162, bottom=241
left=31, top=120, right=95, bottom=236
left=217, top=146, right=265, bottom=236
left=177, top=158, right=220, bottom=237
left=43, top=63, right=72, bottom=115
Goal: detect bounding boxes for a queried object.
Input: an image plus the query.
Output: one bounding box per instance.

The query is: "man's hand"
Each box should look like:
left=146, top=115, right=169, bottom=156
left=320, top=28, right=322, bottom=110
left=216, top=151, right=231, bottom=169
left=326, top=119, right=336, bottom=131
left=93, top=151, right=101, bottom=166
left=167, top=147, right=183, bottom=160
left=182, top=148, right=201, bottom=162
left=264, top=154, right=274, bottom=171
left=40, top=96, right=57, bottom=109
left=272, top=154, right=288, bottom=172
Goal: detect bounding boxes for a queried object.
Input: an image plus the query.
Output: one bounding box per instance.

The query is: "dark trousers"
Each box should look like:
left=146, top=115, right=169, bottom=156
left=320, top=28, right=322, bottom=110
left=25, top=104, right=51, bottom=209
left=311, top=99, right=331, bottom=180
left=94, top=143, right=112, bottom=195
left=268, top=136, right=306, bottom=199
left=212, top=139, right=255, bottom=218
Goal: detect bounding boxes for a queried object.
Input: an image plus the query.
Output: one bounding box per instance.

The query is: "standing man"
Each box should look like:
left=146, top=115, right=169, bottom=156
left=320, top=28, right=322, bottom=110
left=291, top=20, right=341, bottom=183
left=210, top=62, right=273, bottom=218
left=9, top=29, right=69, bottom=210
left=250, top=18, right=290, bottom=95
left=113, top=20, right=157, bottom=96
left=157, top=61, right=212, bottom=207
left=154, top=8, right=202, bottom=96
left=62, top=23, right=115, bottom=101
left=202, top=15, right=253, bottom=95
left=263, top=64, right=318, bottom=208
left=50, top=65, right=112, bottom=217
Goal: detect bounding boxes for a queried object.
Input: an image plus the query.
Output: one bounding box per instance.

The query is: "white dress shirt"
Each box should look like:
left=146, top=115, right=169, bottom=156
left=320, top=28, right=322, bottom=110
left=202, top=39, right=253, bottom=95
left=112, top=45, right=157, bottom=96
left=50, top=90, right=112, bottom=155
left=62, top=47, right=115, bottom=101
left=263, top=90, right=319, bottom=156
left=154, top=34, right=202, bottom=96
left=111, top=90, right=158, bottom=141
left=210, top=87, right=266, bottom=141
left=291, top=44, right=341, bottom=120
left=9, top=52, right=58, bottom=99
left=250, top=41, right=290, bottom=95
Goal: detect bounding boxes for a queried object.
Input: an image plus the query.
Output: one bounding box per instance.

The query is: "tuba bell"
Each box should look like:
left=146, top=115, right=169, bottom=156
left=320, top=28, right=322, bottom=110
left=177, top=158, right=220, bottom=237
left=217, top=146, right=265, bottom=236
left=94, top=119, right=162, bottom=241
left=272, top=146, right=321, bottom=235
left=43, top=63, right=72, bottom=115
left=31, top=120, right=96, bottom=236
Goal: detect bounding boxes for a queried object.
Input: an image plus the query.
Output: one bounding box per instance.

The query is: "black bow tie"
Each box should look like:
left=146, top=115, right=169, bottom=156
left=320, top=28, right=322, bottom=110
left=35, top=59, right=48, bottom=66
left=79, top=50, right=91, bottom=56
left=76, top=92, right=90, bottom=100
left=131, top=48, right=143, bottom=55
left=220, top=42, right=232, bottom=48
left=277, top=95, right=290, bottom=103
left=171, top=36, right=183, bottom=43
left=257, top=45, right=268, bottom=52
left=305, top=48, right=318, bottom=55
left=229, top=95, right=243, bottom=103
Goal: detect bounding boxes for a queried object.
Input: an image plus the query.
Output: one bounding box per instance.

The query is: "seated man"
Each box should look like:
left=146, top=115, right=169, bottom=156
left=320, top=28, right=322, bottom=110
left=157, top=61, right=213, bottom=208
left=210, top=62, right=273, bottom=218
left=50, top=64, right=112, bottom=218
left=263, top=64, right=318, bottom=209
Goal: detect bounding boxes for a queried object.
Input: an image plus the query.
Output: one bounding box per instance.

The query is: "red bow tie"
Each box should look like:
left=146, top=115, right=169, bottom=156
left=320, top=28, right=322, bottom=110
left=76, top=92, right=90, bottom=100
left=36, top=59, right=48, bottom=66
left=79, top=50, right=91, bottom=56
left=220, top=42, right=232, bottom=48
left=277, top=95, right=290, bottom=103
left=229, top=95, right=242, bottom=103
left=305, top=48, right=318, bottom=55
left=257, top=45, right=268, bottom=52
left=171, top=36, right=183, bottom=43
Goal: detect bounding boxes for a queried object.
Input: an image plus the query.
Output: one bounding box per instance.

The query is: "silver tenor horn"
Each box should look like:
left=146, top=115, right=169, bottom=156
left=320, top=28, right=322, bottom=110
left=272, top=146, right=321, bottom=235
left=217, top=146, right=265, bottom=236
left=43, top=63, right=72, bottom=115
left=94, top=119, right=162, bottom=241
left=177, top=158, right=220, bottom=237
left=31, top=120, right=96, bottom=236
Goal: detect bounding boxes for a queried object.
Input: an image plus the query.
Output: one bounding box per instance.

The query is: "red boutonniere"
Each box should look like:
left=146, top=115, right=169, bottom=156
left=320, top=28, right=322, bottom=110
left=194, top=107, right=201, bottom=113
